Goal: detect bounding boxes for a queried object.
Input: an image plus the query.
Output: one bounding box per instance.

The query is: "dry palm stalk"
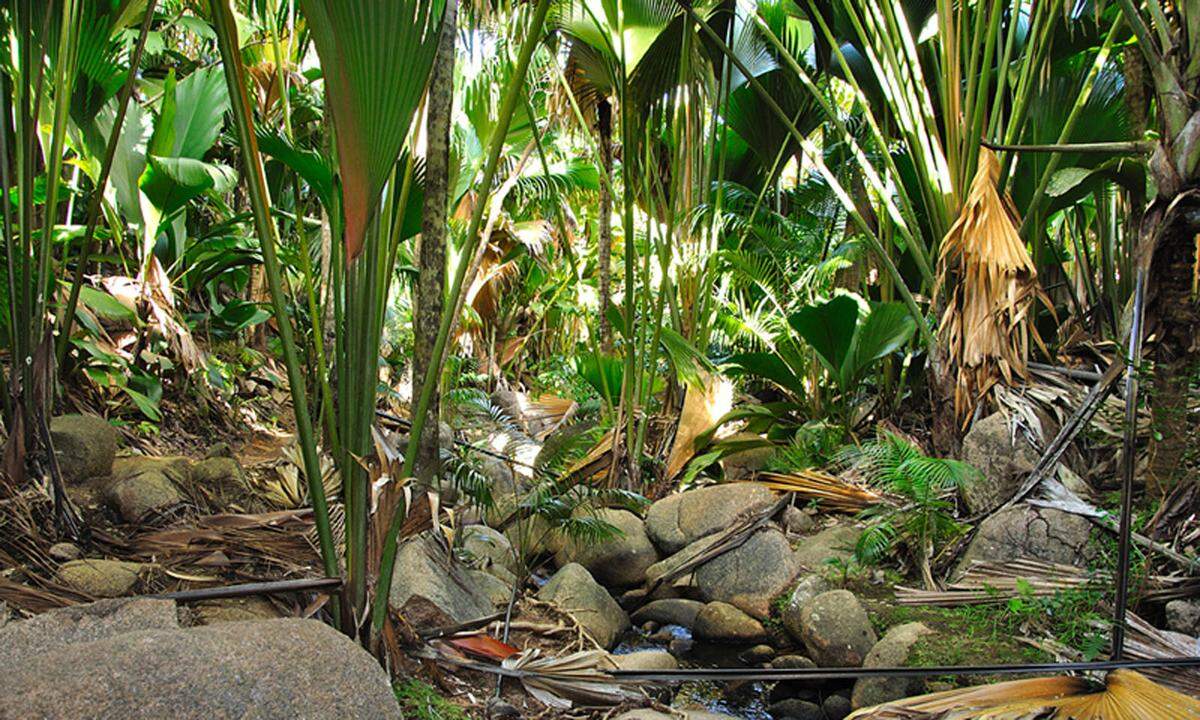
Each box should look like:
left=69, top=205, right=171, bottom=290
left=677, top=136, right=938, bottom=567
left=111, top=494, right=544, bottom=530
left=937, top=147, right=1049, bottom=423
left=895, top=559, right=1107, bottom=606
left=755, top=469, right=884, bottom=513
left=847, top=669, right=1200, bottom=719
left=1117, top=612, right=1200, bottom=696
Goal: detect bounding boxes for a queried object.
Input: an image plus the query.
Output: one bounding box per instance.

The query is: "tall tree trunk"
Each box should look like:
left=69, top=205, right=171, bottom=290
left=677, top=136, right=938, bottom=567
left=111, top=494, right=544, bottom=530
left=597, top=98, right=613, bottom=352
left=1147, top=197, right=1200, bottom=493
left=413, top=0, right=456, bottom=489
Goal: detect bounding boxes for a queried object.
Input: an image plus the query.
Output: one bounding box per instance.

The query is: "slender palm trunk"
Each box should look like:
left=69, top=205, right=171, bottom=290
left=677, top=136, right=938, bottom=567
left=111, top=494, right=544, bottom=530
left=597, top=99, right=613, bottom=352
left=413, top=0, right=457, bottom=489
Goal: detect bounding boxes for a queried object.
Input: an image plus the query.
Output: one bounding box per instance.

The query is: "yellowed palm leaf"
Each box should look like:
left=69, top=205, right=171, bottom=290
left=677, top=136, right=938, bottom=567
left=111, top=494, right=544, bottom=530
left=664, top=371, right=733, bottom=479
left=937, top=147, right=1047, bottom=422
left=849, top=670, right=1200, bottom=720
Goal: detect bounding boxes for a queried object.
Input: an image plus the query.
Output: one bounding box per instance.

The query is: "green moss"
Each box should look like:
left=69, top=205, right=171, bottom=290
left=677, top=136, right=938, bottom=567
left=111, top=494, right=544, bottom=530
left=393, top=679, right=472, bottom=720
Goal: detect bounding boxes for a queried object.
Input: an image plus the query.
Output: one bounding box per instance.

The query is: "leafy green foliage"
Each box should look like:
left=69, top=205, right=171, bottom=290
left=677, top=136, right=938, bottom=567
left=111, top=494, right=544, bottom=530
left=842, top=432, right=977, bottom=575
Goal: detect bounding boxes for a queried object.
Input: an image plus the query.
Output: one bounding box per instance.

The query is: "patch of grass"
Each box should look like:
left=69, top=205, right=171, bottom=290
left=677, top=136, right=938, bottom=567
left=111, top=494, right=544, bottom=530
left=393, top=679, right=472, bottom=720
left=866, top=600, right=1049, bottom=687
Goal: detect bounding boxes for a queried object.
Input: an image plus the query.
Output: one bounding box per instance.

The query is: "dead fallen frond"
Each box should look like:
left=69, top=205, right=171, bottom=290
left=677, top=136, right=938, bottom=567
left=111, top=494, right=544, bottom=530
left=847, top=669, right=1200, bottom=719
left=896, top=559, right=1104, bottom=606
left=1119, top=613, right=1200, bottom=696
left=128, top=509, right=321, bottom=576
left=755, top=469, right=884, bottom=513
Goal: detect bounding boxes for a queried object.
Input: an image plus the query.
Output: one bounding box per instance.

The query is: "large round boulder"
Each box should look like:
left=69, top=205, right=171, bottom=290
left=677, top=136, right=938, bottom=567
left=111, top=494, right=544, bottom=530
left=644, top=482, right=776, bottom=554
left=50, top=414, right=118, bottom=484
left=851, top=622, right=932, bottom=708
left=554, top=508, right=659, bottom=588
left=781, top=574, right=830, bottom=640
left=389, top=532, right=495, bottom=629
left=959, top=412, right=1041, bottom=513
left=693, top=601, right=768, bottom=644
left=797, top=590, right=877, bottom=667
left=0, top=618, right=401, bottom=719
left=537, top=563, right=629, bottom=649
left=693, top=527, right=799, bottom=619
left=955, top=504, right=1094, bottom=576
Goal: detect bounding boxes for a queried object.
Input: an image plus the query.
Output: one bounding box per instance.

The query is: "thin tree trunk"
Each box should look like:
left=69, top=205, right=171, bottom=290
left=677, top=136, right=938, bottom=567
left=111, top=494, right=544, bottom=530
left=597, top=99, right=613, bottom=352
left=413, top=0, right=457, bottom=489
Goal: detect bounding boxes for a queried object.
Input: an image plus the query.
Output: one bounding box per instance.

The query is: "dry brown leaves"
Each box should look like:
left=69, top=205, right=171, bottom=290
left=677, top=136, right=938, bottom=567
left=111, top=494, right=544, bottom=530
left=937, top=147, right=1050, bottom=424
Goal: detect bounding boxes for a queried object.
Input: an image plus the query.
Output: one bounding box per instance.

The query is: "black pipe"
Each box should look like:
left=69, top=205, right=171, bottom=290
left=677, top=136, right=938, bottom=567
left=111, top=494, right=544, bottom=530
left=1112, top=263, right=1147, bottom=659
left=151, top=576, right=343, bottom=603
left=609, top=656, right=1200, bottom=683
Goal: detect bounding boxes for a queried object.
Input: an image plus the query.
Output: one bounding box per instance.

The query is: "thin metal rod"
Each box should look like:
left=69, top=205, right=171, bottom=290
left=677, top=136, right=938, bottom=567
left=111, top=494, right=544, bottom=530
left=1112, top=263, right=1147, bottom=659
left=1027, top=362, right=1103, bottom=383
left=152, top=576, right=342, bottom=603
left=982, top=139, right=1155, bottom=154
left=611, top=656, right=1200, bottom=683
left=431, top=653, right=1200, bottom=683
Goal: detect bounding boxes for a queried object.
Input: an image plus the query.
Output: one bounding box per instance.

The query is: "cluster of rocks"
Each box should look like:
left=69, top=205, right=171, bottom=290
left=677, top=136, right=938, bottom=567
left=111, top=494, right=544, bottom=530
left=51, top=413, right=245, bottom=526
left=44, top=415, right=249, bottom=598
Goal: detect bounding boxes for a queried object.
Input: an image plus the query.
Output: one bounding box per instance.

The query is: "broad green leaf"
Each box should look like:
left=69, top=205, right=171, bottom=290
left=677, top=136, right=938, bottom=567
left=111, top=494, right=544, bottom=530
left=845, top=302, right=915, bottom=387
left=300, top=0, right=446, bottom=260
left=1046, top=167, right=1093, bottom=197
left=256, top=128, right=335, bottom=214
left=78, top=286, right=136, bottom=321
left=788, top=294, right=857, bottom=381
left=171, top=65, right=231, bottom=159
left=141, top=156, right=237, bottom=216
left=724, top=351, right=807, bottom=401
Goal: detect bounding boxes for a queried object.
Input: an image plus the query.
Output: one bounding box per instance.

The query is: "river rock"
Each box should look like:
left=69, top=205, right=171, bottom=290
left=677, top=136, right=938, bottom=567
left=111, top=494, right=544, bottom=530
left=112, top=455, right=193, bottom=485
left=193, top=597, right=283, bottom=624
left=644, top=482, right=777, bottom=554
left=694, top=527, right=798, bottom=619
left=537, top=563, right=629, bottom=648
left=956, top=504, right=1093, bottom=575
left=781, top=505, right=817, bottom=534
left=793, top=524, right=859, bottom=570
left=462, top=525, right=519, bottom=584
left=824, top=694, right=853, bottom=720
left=851, top=622, right=932, bottom=708
left=1167, top=600, right=1200, bottom=635
left=50, top=414, right=118, bottom=484
left=555, top=508, right=659, bottom=587
left=959, top=412, right=1040, bottom=513
left=782, top=574, right=831, bottom=641
left=767, top=698, right=824, bottom=720
left=389, top=532, right=495, bottom=629
left=693, top=601, right=767, bottom=644
left=0, top=598, right=177, bottom=667
left=57, top=559, right=145, bottom=597
left=719, top=433, right=775, bottom=481
left=798, top=590, right=877, bottom=667
left=105, top=470, right=184, bottom=523
left=469, top=570, right=514, bottom=607
left=630, top=598, right=704, bottom=628
left=190, top=456, right=244, bottom=491
left=614, top=711, right=738, bottom=720
left=607, top=650, right=678, bottom=671
left=0, top=618, right=401, bottom=719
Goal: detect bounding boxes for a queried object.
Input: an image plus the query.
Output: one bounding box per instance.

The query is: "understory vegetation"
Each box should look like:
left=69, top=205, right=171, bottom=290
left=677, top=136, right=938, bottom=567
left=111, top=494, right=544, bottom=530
left=2, top=0, right=1199, bottom=717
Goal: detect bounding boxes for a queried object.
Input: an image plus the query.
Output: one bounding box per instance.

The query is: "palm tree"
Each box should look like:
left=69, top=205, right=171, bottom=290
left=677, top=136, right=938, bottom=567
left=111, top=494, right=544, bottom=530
left=1112, top=0, right=1200, bottom=492
left=414, top=0, right=460, bottom=489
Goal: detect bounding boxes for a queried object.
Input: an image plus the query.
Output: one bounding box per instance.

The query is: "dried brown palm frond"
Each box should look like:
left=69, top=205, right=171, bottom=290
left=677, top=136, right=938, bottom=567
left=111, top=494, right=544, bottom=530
left=1118, top=613, right=1200, bottom=696
left=755, top=470, right=885, bottom=513
left=937, top=147, right=1050, bottom=424
left=129, top=509, right=321, bottom=575
left=848, top=670, right=1200, bottom=719
left=501, top=648, right=638, bottom=708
